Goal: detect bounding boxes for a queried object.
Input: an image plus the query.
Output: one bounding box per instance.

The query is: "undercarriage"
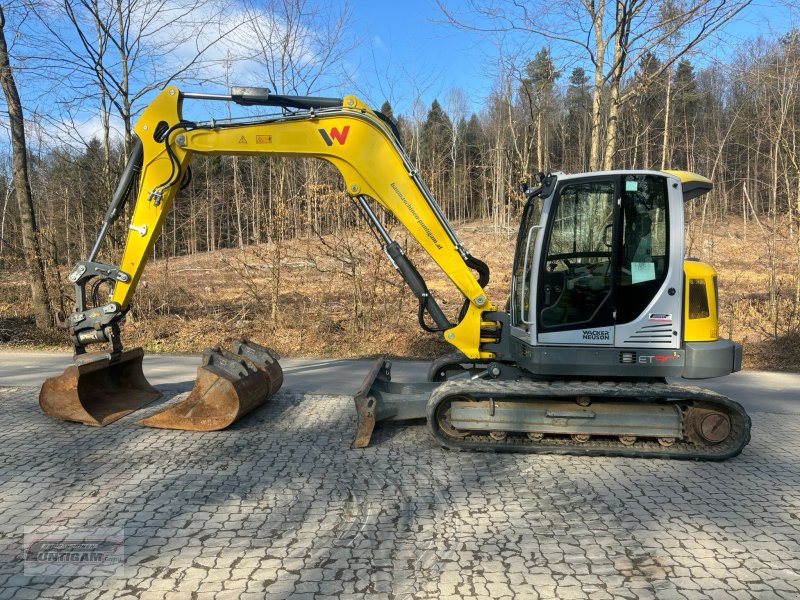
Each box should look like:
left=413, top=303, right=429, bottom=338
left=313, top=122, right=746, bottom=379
left=354, top=360, right=750, bottom=461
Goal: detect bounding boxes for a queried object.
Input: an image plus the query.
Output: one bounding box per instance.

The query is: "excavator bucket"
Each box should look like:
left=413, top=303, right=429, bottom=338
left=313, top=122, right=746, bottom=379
left=137, top=339, right=283, bottom=431
left=39, top=348, right=162, bottom=426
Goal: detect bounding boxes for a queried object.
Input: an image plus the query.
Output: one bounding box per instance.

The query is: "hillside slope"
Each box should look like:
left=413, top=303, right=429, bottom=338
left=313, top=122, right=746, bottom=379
left=1, top=218, right=797, bottom=370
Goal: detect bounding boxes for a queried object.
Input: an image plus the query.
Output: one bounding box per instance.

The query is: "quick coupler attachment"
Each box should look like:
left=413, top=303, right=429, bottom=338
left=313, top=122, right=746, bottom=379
left=39, top=347, right=161, bottom=426
left=137, top=339, right=283, bottom=431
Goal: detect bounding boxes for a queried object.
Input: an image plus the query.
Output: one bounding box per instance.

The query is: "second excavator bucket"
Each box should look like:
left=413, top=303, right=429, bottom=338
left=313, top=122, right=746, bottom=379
left=39, top=348, right=162, bottom=426
left=137, top=339, right=283, bottom=431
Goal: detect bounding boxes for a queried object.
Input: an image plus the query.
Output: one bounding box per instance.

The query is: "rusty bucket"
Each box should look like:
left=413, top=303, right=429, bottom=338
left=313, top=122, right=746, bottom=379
left=39, top=347, right=162, bottom=426
left=137, top=339, right=283, bottom=431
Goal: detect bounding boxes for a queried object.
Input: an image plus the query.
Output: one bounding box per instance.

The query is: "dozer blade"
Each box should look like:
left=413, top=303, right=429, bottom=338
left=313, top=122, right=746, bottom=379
left=39, top=348, right=162, bottom=426
left=137, top=339, right=282, bottom=431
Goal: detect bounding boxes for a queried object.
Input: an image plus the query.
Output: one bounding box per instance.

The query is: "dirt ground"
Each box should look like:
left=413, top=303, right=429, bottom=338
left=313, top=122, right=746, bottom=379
left=1, top=217, right=798, bottom=370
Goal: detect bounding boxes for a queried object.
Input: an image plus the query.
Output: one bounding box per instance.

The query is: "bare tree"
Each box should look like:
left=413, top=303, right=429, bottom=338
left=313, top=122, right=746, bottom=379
left=439, top=0, right=751, bottom=170
left=445, top=87, right=468, bottom=219
left=0, top=5, right=53, bottom=328
left=25, top=0, right=244, bottom=159
left=243, top=0, right=356, bottom=95
left=223, top=0, right=359, bottom=323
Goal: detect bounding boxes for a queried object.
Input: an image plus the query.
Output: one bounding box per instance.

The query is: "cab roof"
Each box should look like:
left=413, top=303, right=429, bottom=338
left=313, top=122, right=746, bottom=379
left=549, top=169, right=713, bottom=201
left=662, top=170, right=713, bottom=201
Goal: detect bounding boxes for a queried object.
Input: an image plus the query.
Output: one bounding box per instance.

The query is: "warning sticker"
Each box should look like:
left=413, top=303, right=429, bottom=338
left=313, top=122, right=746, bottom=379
left=238, top=136, right=247, bottom=143
left=256, top=135, right=272, bottom=144
left=631, top=261, right=656, bottom=283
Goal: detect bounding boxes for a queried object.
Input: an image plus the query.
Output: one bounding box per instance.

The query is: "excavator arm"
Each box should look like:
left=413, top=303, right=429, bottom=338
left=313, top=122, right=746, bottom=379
left=71, top=86, right=495, bottom=359
left=42, top=86, right=498, bottom=431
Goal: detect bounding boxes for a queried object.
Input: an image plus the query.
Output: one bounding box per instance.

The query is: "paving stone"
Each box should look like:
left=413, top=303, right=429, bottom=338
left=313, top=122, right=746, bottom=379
left=0, top=387, right=797, bottom=599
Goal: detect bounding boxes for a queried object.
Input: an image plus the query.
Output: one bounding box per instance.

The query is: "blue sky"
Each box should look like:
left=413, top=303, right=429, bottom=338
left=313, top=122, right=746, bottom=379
left=348, top=0, right=497, bottom=113
left=349, top=0, right=798, bottom=115
left=3, top=0, right=799, bottom=147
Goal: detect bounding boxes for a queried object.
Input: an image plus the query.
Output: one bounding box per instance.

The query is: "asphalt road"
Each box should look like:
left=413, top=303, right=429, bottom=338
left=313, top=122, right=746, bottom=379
left=0, top=352, right=428, bottom=395
left=1, top=351, right=798, bottom=414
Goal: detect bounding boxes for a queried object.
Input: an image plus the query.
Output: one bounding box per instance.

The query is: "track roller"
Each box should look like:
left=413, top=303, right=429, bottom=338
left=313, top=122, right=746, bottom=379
left=425, top=378, right=751, bottom=460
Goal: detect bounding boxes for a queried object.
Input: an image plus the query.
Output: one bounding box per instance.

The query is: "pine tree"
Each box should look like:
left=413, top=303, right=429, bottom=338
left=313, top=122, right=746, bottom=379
left=672, top=60, right=701, bottom=169
left=420, top=100, right=454, bottom=211
left=520, top=48, right=561, bottom=171
left=564, top=67, right=591, bottom=170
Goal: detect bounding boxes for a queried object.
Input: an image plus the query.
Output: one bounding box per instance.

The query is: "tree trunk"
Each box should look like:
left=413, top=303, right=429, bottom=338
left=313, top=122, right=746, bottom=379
left=602, top=81, right=622, bottom=171
left=0, top=7, right=53, bottom=329
left=536, top=111, right=543, bottom=171
left=232, top=156, right=245, bottom=250
left=588, top=0, right=606, bottom=171
left=602, top=0, right=632, bottom=172
left=660, top=70, right=672, bottom=170
left=589, top=64, right=605, bottom=171
left=114, top=0, right=132, bottom=151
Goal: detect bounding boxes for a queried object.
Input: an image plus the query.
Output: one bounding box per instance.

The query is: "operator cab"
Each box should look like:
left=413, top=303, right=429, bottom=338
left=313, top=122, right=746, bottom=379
left=511, top=171, right=685, bottom=350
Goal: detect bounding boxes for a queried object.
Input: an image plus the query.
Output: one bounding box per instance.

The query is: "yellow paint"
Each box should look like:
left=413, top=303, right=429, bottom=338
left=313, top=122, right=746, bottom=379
left=662, top=170, right=712, bottom=187
left=112, top=87, right=190, bottom=310
left=111, top=87, right=495, bottom=358
left=683, top=260, right=719, bottom=342
left=445, top=303, right=496, bottom=359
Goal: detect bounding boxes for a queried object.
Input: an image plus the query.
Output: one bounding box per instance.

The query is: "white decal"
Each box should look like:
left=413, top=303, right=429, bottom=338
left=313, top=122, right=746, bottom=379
left=631, top=262, right=656, bottom=284
left=648, top=313, right=672, bottom=322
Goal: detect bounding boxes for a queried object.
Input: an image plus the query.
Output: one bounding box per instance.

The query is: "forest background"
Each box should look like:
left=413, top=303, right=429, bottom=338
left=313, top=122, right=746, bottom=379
left=1, top=0, right=799, bottom=370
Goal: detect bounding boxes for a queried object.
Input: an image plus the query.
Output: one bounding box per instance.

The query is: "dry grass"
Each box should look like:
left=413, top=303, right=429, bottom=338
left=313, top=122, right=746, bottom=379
left=111, top=221, right=518, bottom=359
left=686, top=217, right=800, bottom=370
left=1, top=217, right=798, bottom=370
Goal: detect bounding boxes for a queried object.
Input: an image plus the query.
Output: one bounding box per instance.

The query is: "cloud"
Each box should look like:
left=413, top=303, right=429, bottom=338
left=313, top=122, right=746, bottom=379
left=11, top=0, right=352, bottom=150
left=26, top=112, right=126, bottom=153
left=138, top=0, right=330, bottom=92
left=0, top=104, right=125, bottom=154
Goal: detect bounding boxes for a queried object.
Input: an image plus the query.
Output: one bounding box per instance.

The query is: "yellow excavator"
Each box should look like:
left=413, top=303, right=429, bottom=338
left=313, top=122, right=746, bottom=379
left=40, top=86, right=750, bottom=460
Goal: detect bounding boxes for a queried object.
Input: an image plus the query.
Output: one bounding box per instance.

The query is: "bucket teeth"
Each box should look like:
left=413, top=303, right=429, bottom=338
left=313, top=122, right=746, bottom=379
left=137, top=338, right=283, bottom=431
left=39, top=348, right=162, bottom=426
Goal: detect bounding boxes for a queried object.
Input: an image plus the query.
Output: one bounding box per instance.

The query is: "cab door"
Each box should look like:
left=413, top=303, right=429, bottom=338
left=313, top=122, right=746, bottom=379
left=536, top=178, right=617, bottom=345
left=509, top=194, right=544, bottom=334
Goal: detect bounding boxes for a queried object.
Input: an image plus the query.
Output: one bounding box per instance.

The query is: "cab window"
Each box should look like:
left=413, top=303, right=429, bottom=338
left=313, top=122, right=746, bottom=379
left=616, top=175, right=669, bottom=323
left=539, top=181, right=615, bottom=329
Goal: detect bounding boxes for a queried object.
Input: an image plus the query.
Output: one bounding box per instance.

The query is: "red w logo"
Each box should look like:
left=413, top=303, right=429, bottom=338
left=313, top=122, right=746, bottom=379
left=319, top=125, right=350, bottom=146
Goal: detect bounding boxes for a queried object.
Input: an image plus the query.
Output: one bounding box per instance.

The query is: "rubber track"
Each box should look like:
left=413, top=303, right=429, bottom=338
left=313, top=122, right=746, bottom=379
left=426, top=379, right=751, bottom=461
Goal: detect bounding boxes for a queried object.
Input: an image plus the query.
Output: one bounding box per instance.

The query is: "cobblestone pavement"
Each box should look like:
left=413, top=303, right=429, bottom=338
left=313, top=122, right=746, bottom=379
left=1, top=385, right=799, bottom=600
